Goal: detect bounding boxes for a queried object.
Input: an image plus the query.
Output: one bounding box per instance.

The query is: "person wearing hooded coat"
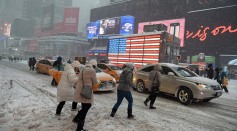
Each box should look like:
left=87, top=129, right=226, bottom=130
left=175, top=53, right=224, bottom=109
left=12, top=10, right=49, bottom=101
left=110, top=62, right=136, bottom=119
left=55, top=61, right=81, bottom=116
left=144, top=64, right=162, bottom=109
left=51, top=56, right=63, bottom=86
left=73, top=59, right=98, bottom=131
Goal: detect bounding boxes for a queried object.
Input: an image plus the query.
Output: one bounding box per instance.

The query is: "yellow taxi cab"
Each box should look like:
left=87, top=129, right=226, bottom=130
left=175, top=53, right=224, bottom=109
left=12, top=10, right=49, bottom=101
left=97, top=63, right=122, bottom=82
left=35, top=59, right=55, bottom=74
left=49, top=65, right=116, bottom=92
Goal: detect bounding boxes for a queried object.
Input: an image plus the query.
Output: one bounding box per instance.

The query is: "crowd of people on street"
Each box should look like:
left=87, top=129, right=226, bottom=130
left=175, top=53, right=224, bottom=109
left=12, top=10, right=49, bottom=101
left=206, top=64, right=229, bottom=93
left=52, top=56, right=162, bottom=131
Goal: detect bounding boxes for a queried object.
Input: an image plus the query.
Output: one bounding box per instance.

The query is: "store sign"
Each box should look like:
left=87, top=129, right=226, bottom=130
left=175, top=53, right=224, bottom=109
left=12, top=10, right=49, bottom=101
left=186, top=24, right=237, bottom=42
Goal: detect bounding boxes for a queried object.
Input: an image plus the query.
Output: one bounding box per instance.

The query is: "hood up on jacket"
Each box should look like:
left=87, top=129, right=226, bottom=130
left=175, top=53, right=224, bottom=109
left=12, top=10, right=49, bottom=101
left=71, top=61, right=81, bottom=68
left=154, top=64, right=162, bottom=71
left=124, top=62, right=135, bottom=70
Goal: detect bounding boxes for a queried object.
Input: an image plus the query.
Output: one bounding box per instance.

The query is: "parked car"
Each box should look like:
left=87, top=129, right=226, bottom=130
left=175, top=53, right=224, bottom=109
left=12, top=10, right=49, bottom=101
left=49, top=66, right=116, bottom=92
left=97, top=63, right=122, bottom=82
left=133, top=63, right=222, bottom=105
left=35, top=59, right=55, bottom=74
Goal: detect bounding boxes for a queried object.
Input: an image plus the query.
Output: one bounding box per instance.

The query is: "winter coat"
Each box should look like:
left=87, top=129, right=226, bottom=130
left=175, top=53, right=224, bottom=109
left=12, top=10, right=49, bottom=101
left=117, top=63, right=135, bottom=91
left=53, top=56, right=63, bottom=71
left=206, top=67, right=214, bottom=79
left=73, top=64, right=98, bottom=104
left=149, top=64, right=162, bottom=92
left=57, top=63, right=78, bottom=102
left=220, top=71, right=228, bottom=86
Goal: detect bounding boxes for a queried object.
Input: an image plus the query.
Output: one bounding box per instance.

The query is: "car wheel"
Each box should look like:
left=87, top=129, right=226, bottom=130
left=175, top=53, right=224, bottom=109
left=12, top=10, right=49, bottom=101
left=203, top=99, right=212, bottom=102
left=136, top=80, right=146, bottom=93
left=177, top=88, right=193, bottom=105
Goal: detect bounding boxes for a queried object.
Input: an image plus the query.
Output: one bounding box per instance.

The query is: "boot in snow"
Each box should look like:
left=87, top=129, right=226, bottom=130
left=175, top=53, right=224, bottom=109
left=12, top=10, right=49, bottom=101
left=110, top=108, right=117, bottom=117
left=144, top=98, right=149, bottom=107
left=127, top=109, right=134, bottom=119
left=76, top=119, right=86, bottom=131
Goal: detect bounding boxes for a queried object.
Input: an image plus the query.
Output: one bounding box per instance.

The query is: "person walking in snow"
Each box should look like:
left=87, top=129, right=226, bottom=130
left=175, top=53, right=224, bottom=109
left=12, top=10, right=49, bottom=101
left=220, top=68, right=229, bottom=93
left=143, top=64, right=162, bottom=109
left=110, top=62, right=136, bottom=119
left=73, top=59, right=98, bottom=131
left=51, top=56, right=63, bottom=86
left=55, top=61, right=81, bottom=117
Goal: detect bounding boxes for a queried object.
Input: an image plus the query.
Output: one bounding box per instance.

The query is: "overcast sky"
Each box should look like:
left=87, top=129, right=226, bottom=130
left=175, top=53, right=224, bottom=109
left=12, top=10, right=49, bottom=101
left=72, top=0, right=110, bottom=33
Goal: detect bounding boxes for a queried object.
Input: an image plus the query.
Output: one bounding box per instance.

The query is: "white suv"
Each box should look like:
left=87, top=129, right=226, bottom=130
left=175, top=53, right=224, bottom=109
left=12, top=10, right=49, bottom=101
left=133, top=63, right=222, bottom=105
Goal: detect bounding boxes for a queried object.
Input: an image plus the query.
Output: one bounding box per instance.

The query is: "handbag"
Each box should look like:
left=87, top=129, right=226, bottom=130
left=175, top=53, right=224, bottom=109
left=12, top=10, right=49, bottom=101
left=151, top=73, right=159, bottom=93
left=80, top=69, right=92, bottom=99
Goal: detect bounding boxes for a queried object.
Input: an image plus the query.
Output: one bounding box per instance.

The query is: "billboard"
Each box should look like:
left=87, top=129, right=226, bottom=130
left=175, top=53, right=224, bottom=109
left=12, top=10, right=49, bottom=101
left=41, top=4, right=55, bottom=31
left=120, top=16, right=134, bottom=35
left=62, top=8, right=79, bottom=33
left=86, top=21, right=100, bottom=39
left=138, top=18, right=185, bottom=47
left=11, top=18, right=34, bottom=38
left=184, top=6, right=237, bottom=60
left=108, top=34, right=161, bottom=68
left=99, top=17, right=120, bottom=35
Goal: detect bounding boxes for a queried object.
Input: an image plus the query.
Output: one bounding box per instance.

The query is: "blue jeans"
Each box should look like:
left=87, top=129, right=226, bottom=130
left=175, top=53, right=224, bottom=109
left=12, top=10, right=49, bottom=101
left=113, top=90, right=133, bottom=110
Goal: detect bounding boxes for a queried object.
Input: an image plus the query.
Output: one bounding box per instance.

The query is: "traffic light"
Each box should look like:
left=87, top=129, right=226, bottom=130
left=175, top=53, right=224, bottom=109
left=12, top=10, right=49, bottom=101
left=176, top=55, right=181, bottom=60
left=167, top=35, right=173, bottom=44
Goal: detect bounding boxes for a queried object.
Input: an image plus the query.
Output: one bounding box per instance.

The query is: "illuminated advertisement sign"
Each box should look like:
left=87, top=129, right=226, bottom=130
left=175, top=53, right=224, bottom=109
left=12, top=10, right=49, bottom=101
left=99, top=17, right=120, bottom=35
left=62, top=8, right=79, bottom=33
left=86, top=21, right=100, bottom=39
left=120, top=16, right=134, bottom=35
left=108, top=35, right=161, bottom=68
left=138, top=18, right=185, bottom=47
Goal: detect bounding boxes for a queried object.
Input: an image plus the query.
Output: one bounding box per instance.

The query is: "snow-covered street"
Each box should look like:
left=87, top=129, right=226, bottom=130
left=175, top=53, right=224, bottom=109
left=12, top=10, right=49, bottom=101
left=0, top=60, right=237, bottom=131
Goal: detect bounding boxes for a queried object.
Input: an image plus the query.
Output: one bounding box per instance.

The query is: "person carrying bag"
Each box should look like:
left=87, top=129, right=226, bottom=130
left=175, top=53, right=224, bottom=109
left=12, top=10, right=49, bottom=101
left=73, top=59, right=98, bottom=131
left=144, top=64, right=162, bottom=109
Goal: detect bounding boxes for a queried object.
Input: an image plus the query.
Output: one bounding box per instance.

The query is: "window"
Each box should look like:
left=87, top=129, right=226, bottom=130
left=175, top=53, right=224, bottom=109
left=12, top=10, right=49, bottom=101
left=142, top=66, right=154, bottom=72
left=161, top=66, right=175, bottom=75
left=97, top=64, right=107, bottom=70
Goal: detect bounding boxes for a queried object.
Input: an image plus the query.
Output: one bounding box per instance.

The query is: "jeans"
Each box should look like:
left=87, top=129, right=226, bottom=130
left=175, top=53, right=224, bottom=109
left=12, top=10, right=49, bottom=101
left=56, top=101, right=78, bottom=115
left=113, top=90, right=133, bottom=110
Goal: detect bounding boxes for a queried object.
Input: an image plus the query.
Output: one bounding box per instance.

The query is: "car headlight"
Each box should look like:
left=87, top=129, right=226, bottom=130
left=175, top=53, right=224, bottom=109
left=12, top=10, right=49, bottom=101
left=97, top=79, right=101, bottom=83
left=196, top=83, right=209, bottom=89
left=112, top=78, right=116, bottom=83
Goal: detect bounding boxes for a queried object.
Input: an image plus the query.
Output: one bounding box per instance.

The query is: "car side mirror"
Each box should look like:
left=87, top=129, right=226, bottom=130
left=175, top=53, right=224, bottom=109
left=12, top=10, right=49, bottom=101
left=168, top=72, right=175, bottom=76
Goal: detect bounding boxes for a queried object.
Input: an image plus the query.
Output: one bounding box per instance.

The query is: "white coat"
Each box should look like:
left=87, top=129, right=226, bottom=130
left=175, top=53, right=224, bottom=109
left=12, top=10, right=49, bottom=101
left=57, top=63, right=79, bottom=102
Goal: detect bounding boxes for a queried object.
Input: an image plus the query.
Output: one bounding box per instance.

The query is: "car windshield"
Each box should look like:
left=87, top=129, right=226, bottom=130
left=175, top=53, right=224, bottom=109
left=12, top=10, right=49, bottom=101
left=107, top=65, right=121, bottom=70
left=171, top=67, right=198, bottom=77
left=95, top=67, right=102, bottom=73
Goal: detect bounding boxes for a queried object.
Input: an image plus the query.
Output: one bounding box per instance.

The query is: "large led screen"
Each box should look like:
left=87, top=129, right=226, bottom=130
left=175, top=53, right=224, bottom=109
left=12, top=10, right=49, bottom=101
left=99, top=17, right=120, bottom=35
left=86, top=21, right=100, bottom=39
left=108, top=34, right=161, bottom=68
left=120, top=16, right=134, bottom=35
left=138, top=18, right=185, bottom=47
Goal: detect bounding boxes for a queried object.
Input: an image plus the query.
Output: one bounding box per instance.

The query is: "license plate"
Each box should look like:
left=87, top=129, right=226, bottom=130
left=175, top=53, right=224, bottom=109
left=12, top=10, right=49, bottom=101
left=105, top=84, right=113, bottom=89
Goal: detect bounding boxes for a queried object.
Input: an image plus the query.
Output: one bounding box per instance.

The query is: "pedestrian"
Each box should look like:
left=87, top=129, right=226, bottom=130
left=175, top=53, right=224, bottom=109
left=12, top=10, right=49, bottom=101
left=73, top=59, right=98, bottom=131
left=220, top=68, right=229, bottom=93
left=55, top=61, right=81, bottom=117
left=51, top=56, right=63, bottom=86
left=144, top=64, right=162, bottom=109
left=195, top=68, right=200, bottom=75
left=214, top=67, right=221, bottom=85
left=31, top=57, right=37, bottom=71
left=206, top=64, right=214, bottom=79
left=110, top=62, right=136, bottom=119
left=28, top=57, right=33, bottom=70
left=67, top=59, right=72, bottom=64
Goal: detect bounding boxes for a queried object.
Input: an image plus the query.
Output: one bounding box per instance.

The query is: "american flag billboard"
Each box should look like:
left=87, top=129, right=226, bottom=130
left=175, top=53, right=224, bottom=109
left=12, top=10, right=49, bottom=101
left=108, top=34, right=161, bottom=68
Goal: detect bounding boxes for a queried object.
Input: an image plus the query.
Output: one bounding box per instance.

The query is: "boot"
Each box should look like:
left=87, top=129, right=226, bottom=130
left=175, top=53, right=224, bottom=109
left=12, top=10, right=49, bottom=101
left=110, top=108, right=117, bottom=117
left=144, top=98, right=149, bottom=107
left=76, top=119, right=85, bottom=131
left=127, top=109, right=134, bottom=119
left=72, top=113, right=79, bottom=123
left=150, top=96, right=156, bottom=109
